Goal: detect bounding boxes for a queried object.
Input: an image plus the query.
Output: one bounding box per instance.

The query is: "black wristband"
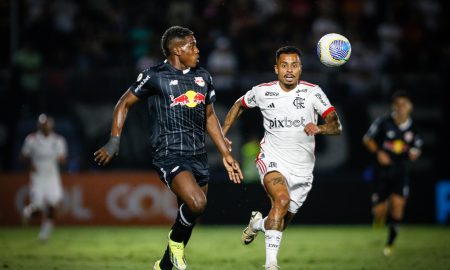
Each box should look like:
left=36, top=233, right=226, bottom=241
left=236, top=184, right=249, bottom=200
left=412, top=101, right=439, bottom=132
left=104, top=136, right=120, bottom=156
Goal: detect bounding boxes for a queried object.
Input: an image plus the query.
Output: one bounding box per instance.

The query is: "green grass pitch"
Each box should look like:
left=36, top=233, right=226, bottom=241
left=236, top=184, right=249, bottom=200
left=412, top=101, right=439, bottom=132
left=0, top=225, right=449, bottom=270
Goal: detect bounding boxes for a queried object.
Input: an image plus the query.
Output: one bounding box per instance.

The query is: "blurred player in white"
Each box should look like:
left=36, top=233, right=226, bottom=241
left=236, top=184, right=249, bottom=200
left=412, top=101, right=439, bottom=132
left=21, top=113, right=67, bottom=242
left=223, top=46, right=342, bottom=270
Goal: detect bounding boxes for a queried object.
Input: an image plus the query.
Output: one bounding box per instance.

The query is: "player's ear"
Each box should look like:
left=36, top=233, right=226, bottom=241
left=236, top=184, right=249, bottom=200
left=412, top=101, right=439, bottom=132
left=172, top=46, right=182, bottom=56
left=274, top=64, right=278, bottom=75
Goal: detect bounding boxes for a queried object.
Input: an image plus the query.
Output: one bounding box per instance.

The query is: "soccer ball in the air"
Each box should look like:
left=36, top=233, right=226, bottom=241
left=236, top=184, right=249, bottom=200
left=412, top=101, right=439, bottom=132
left=317, top=33, right=351, bottom=67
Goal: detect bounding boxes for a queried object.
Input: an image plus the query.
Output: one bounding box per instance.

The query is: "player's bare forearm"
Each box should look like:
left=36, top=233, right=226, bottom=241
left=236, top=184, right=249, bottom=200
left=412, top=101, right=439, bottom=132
left=206, top=104, right=230, bottom=157
left=94, top=90, right=139, bottom=165
left=206, top=104, right=244, bottom=183
left=21, top=155, right=35, bottom=172
left=222, top=97, right=245, bottom=136
left=362, top=136, right=379, bottom=153
left=318, top=111, right=342, bottom=135
left=111, top=90, right=139, bottom=136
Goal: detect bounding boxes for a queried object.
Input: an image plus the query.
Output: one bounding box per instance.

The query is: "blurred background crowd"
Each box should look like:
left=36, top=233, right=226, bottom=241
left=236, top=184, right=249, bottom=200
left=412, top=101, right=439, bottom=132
left=0, top=0, right=449, bottom=217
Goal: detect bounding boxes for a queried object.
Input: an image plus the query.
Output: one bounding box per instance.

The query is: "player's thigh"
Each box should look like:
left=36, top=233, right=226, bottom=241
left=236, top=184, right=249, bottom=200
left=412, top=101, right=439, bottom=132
left=30, top=182, right=46, bottom=209
left=286, top=175, right=313, bottom=214
left=263, top=171, right=289, bottom=202
left=389, top=193, right=406, bottom=219
left=372, top=201, right=388, bottom=217
left=171, top=171, right=207, bottom=210
left=43, top=179, right=63, bottom=207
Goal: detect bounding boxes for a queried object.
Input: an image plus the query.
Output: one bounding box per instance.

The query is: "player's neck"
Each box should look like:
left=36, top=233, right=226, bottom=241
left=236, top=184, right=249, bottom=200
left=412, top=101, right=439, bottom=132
left=392, top=113, right=409, bottom=126
left=279, top=82, right=297, bottom=92
left=167, top=56, right=189, bottom=71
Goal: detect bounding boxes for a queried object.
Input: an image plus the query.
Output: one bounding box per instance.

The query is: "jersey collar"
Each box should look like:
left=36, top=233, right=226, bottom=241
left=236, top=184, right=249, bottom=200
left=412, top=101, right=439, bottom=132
left=164, top=59, right=191, bottom=74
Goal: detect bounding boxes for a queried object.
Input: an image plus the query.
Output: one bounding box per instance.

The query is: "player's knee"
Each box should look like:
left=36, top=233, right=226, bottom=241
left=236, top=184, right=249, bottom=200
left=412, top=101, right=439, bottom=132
left=46, top=206, right=56, bottom=219
left=391, top=209, right=404, bottom=220
left=186, top=194, right=207, bottom=214
left=274, top=193, right=290, bottom=210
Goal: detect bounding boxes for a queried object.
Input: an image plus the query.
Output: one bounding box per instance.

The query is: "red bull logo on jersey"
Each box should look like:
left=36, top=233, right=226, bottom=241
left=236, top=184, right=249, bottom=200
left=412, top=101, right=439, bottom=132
left=195, top=77, right=205, bottom=87
left=170, top=90, right=206, bottom=108
left=383, top=139, right=408, bottom=154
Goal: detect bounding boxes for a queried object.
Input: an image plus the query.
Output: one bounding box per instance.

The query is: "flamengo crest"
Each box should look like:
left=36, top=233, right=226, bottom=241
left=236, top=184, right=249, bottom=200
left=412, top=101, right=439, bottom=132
left=293, top=97, right=305, bottom=109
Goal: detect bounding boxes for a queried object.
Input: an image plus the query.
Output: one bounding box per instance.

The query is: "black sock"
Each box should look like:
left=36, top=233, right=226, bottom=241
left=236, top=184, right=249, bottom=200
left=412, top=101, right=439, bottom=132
left=170, top=203, right=199, bottom=242
left=159, top=204, right=199, bottom=269
left=387, top=218, right=400, bottom=246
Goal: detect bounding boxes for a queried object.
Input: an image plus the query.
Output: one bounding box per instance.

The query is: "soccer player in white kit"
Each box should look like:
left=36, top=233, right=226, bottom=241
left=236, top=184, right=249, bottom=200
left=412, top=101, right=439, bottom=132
left=21, top=113, right=67, bottom=242
left=223, top=46, right=342, bottom=270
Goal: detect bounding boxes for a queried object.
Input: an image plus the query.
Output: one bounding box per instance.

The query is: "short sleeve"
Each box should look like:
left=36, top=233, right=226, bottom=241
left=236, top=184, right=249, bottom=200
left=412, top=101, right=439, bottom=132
left=56, top=136, right=68, bottom=158
left=242, top=87, right=258, bottom=109
left=206, top=75, right=216, bottom=104
left=311, top=87, right=335, bottom=119
left=129, top=70, right=156, bottom=98
left=21, top=136, right=33, bottom=157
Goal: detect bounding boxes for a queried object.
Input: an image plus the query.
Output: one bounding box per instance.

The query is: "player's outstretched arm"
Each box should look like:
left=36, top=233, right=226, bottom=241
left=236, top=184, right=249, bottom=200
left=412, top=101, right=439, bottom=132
left=206, top=104, right=244, bottom=184
left=304, top=111, right=342, bottom=136
left=362, top=136, right=392, bottom=166
left=94, top=90, right=139, bottom=166
left=222, top=96, right=246, bottom=136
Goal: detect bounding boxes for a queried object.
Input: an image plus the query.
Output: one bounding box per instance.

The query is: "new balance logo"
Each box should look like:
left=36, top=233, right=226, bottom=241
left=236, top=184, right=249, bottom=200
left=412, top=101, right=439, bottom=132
left=268, top=103, right=275, bottom=108
left=268, top=162, right=277, bottom=168
left=169, top=80, right=178, bottom=86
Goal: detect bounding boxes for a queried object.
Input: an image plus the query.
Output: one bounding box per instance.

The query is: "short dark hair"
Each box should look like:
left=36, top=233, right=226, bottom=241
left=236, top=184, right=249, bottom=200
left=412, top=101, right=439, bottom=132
left=391, top=90, right=411, bottom=102
left=275, top=46, right=302, bottom=61
left=161, top=26, right=194, bottom=57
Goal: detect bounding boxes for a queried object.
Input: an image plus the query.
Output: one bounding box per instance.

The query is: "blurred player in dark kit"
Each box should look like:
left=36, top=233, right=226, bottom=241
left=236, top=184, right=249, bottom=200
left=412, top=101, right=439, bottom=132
left=363, top=91, right=423, bottom=256
left=94, top=26, right=242, bottom=270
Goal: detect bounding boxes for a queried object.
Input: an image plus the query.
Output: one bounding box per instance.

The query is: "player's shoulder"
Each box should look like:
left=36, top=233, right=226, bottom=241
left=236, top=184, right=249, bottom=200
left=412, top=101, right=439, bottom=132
left=51, top=132, right=66, bottom=141
left=193, top=66, right=213, bottom=82
left=136, top=61, right=169, bottom=78
left=24, top=132, right=37, bottom=142
left=255, top=81, right=278, bottom=88
left=374, top=114, right=391, bottom=125
left=249, top=81, right=278, bottom=97
left=299, top=80, right=322, bottom=93
left=142, top=62, right=165, bottom=75
left=299, top=80, right=318, bottom=88
left=194, top=66, right=211, bottom=76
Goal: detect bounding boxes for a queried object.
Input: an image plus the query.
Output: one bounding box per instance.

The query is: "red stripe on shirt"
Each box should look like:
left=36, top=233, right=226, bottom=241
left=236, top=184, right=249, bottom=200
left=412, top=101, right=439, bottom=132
left=322, top=106, right=336, bottom=119
left=300, top=80, right=317, bottom=87
left=241, top=97, right=249, bottom=108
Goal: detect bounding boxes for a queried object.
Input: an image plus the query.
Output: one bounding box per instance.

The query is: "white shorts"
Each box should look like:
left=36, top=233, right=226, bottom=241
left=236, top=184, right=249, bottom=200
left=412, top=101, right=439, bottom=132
left=256, top=155, right=313, bottom=214
left=30, top=175, right=63, bottom=208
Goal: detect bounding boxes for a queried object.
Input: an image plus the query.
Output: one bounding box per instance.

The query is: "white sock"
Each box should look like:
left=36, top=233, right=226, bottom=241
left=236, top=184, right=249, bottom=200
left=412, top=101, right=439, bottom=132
left=265, top=230, right=282, bottom=267
left=39, top=220, right=54, bottom=241
left=253, top=217, right=267, bottom=232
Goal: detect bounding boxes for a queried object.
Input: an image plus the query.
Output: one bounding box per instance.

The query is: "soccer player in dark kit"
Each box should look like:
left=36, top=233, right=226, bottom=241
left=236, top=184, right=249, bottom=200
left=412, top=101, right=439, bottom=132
left=363, top=90, right=423, bottom=256
left=94, top=26, right=243, bottom=270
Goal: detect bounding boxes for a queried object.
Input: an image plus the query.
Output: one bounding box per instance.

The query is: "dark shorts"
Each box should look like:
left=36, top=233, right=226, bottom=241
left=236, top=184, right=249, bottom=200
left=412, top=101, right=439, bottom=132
left=371, top=165, right=409, bottom=205
left=153, top=153, right=209, bottom=188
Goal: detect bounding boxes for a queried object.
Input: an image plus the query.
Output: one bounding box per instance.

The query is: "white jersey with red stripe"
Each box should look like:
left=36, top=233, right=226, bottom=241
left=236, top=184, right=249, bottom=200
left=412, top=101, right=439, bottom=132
left=242, top=80, right=335, bottom=176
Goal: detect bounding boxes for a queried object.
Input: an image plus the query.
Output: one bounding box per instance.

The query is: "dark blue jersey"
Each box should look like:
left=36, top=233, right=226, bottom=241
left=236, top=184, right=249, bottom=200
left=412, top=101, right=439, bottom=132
left=129, top=60, right=216, bottom=159
left=364, top=114, right=423, bottom=165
